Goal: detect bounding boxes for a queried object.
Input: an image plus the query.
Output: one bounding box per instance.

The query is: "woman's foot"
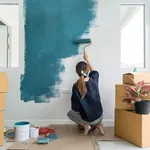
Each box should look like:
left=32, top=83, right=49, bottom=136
left=82, top=124, right=91, bottom=136
left=96, top=123, right=104, bottom=135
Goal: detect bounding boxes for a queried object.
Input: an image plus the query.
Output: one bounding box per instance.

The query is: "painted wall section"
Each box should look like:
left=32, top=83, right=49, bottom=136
left=4, top=0, right=150, bottom=126
left=21, top=0, right=98, bottom=102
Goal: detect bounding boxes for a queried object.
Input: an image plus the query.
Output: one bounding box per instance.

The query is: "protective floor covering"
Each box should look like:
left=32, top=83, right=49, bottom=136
left=92, top=127, right=122, bottom=141
left=8, top=125, right=95, bottom=150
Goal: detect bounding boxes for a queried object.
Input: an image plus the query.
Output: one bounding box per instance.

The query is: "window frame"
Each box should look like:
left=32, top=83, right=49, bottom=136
left=0, top=0, right=19, bottom=68
left=0, top=0, right=18, bottom=5
left=120, top=0, right=149, bottom=73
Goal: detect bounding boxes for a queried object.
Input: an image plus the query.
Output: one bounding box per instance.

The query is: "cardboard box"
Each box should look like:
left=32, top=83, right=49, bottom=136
left=115, top=109, right=150, bottom=148
left=115, top=84, right=135, bottom=110
left=0, top=111, right=4, bottom=146
left=123, top=72, right=150, bottom=85
left=115, top=84, right=150, bottom=110
left=0, top=72, right=8, bottom=92
left=0, top=94, right=5, bottom=111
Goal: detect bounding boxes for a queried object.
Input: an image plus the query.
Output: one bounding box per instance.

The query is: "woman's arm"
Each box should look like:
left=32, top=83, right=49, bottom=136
left=83, top=50, right=93, bottom=71
left=84, top=50, right=99, bottom=82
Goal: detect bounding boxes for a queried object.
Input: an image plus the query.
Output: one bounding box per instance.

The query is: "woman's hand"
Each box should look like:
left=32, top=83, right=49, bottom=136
left=83, top=50, right=89, bottom=61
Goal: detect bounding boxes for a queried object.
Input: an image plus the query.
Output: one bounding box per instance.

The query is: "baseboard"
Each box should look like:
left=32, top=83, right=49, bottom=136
left=4, top=119, right=114, bottom=128
left=103, top=119, right=114, bottom=127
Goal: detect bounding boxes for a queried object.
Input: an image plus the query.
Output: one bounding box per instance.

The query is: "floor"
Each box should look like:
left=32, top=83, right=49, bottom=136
left=1, top=126, right=150, bottom=150
left=98, top=141, right=150, bottom=150
left=0, top=142, right=13, bottom=150
left=1, top=140, right=150, bottom=150
left=1, top=125, right=94, bottom=150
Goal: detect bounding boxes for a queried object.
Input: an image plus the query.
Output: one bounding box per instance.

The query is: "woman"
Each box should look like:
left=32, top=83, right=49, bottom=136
left=67, top=50, right=104, bottom=136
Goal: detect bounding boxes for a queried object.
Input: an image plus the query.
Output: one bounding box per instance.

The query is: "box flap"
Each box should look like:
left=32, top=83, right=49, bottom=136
left=124, top=72, right=150, bottom=75
left=123, top=72, right=145, bottom=75
left=123, top=73, right=133, bottom=75
left=123, top=72, right=150, bottom=84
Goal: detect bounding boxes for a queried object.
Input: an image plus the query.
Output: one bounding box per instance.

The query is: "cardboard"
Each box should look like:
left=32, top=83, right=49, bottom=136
left=115, top=84, right=150, bottom=110
left=123, top=72, right=150, bottom=85
left=8, top=125, right=94, bottom=150
left=0, top=72, right=8, bottom=92
left=115, top=109, right=150, bottom=148
left=0, top=111, right=4, bottom=146
left=115, top=84, right=135, bottom=110
left=92, top=127, right=123, bottom=141
left=0, top=93, right=6, bottom=111
left=7, top=139, right=33, bottom=150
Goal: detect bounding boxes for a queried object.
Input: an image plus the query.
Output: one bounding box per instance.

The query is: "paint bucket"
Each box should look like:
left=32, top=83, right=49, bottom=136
left=30, top=127, right=39, bottom=138
left=14, top=121, right=30, bottom=141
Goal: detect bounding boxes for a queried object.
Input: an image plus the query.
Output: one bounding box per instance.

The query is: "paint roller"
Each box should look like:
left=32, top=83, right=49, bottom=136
left=73, top=38, right=91, bottom=45
left=38, top=138, right=50, bottom=144
left=73, top=38, right=92, bottom=52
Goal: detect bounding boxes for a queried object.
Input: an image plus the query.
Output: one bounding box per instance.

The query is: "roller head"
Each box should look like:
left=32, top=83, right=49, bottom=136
left=38, top=138, right=49, bottom=144
left=73, top=38, right=91, bottom=44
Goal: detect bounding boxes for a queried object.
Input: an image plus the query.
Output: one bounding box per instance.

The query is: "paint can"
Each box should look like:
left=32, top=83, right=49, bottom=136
left=30, top=127, right=39, bottom=138
left=14, top=121, right=30, bottom=141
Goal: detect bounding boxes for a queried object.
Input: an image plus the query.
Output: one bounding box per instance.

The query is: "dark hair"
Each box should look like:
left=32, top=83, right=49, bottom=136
left=75, top=61, right=89, bottom=98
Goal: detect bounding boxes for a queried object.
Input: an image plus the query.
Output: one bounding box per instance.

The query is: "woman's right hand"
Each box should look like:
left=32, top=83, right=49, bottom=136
left=83, top=50, right=89, bottom=61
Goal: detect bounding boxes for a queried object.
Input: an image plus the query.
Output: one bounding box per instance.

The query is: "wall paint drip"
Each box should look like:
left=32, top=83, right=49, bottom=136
left=21, top=0, right=98, bottom=103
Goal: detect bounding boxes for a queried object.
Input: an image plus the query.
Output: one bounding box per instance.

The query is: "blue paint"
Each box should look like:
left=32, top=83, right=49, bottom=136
left=14, top=121, right=30, bottom=126
left=21, top=0, right=98, bottom=102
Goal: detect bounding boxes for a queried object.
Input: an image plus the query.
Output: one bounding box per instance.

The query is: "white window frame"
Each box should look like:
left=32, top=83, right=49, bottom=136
left=0, top=0, right=19, bottom=69
left=120, top=0, right=150, bottom=73
left=0, top=0, right=18, bottom=4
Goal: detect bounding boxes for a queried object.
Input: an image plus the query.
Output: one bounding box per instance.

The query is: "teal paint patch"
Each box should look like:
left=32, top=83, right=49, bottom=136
left=21, top=0, right=98, bottom=102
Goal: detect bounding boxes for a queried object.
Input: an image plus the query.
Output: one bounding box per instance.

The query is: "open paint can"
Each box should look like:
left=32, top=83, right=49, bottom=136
left=14, top=121, right=30, bottom=141
left=30, top=127, right=39, bottom=138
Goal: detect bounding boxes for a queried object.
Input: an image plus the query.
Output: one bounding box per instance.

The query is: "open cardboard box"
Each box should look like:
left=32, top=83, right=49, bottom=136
left=115, top=109, right=150, bottom=148
left=0, top=72, right=8, bottom=92
left=115, top=84, right=150, bottom=110
left=0, top=72, right=8, bottom=111
left=123, top=72, right=150, bottom=85
left=0, top=111, right=4, bottom=146
left=0, top=72, right=8, bottom=146
left=0, top=94, right=6, bottom=111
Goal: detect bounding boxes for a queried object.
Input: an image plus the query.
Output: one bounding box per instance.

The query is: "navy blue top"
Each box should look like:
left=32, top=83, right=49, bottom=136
left=71, top=71, right=103, bottom=122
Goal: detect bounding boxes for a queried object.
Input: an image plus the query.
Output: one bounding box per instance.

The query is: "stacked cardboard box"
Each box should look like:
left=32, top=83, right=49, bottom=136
left=0, top=72, right=8, bottom=146
left=114, top=73, right=150, bottom=148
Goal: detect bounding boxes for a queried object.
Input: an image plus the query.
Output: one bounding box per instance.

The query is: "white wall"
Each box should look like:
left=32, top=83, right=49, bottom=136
left=0, top=0, right=149, bottom=127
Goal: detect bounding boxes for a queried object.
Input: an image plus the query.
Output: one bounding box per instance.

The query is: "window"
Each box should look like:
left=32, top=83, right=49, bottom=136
left=0, top=4, right=19, bottom=67
left=121, top=4, right=146, bottom=68
left=0, top=20, right=8, bottom=67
